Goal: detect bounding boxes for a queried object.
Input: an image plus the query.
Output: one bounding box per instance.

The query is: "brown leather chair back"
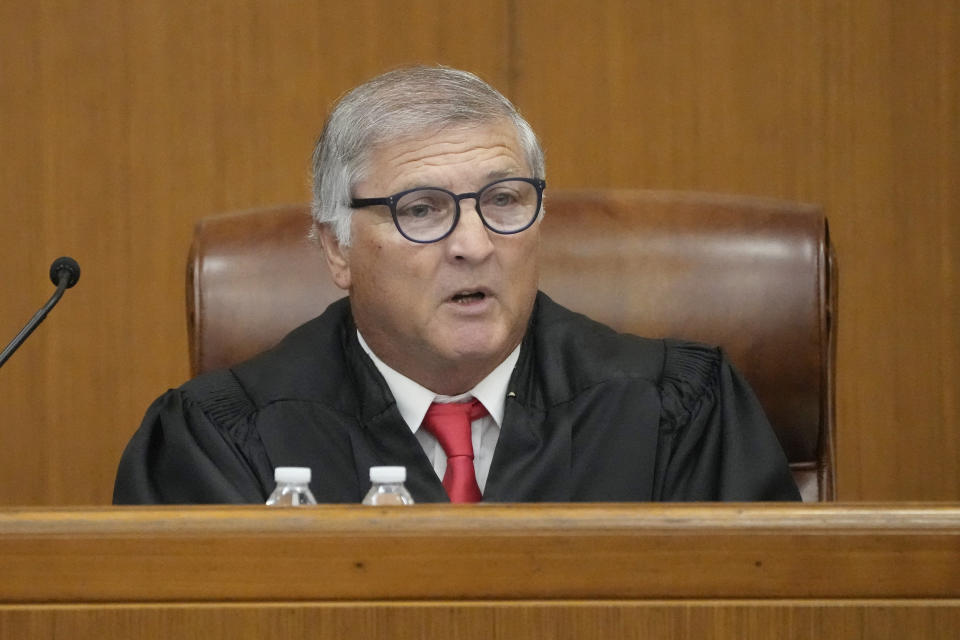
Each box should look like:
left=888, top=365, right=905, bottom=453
left=188, top=190, right=837, bottom=501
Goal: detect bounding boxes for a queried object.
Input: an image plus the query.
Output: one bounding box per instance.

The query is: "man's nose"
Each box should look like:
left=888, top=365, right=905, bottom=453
left=445, top=199, right=495, bottom=261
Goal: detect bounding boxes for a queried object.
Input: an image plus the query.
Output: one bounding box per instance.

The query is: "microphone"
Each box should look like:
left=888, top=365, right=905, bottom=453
left=0, top=257, right=81, bottom=369
left=49, top=256, right=81, bottom=289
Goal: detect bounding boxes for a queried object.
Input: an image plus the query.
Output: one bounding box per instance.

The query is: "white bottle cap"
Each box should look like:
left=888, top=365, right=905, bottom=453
left=369, top=466, right=406, bottom=483
left=274, top=466, right=311, bottom=484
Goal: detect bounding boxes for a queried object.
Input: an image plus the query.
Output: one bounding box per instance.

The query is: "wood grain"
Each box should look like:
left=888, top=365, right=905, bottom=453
left=0, top=504, right=958, bottom=602
left=512, top=0, right=960, bottom=500
left=1, top=601, right=959, bottom=640
left=0, top=0, right=510, bottom=505
left=1, top=505, right=959, bottom=638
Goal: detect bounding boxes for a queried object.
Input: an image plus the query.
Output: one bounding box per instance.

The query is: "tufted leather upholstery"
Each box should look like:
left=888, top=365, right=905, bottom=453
left=187, top=190, right=837, bottom=501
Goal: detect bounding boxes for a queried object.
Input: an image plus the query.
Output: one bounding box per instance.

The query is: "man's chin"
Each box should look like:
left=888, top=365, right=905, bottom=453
left=442, top=331, right=515, bottom=366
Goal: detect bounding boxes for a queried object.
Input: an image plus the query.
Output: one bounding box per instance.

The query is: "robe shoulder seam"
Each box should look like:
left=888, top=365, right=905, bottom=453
left=181, top=369, right=258, bottom=433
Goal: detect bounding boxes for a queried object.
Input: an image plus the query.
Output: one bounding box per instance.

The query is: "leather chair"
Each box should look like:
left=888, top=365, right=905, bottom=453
left=187, top=191, right=837, bottom=501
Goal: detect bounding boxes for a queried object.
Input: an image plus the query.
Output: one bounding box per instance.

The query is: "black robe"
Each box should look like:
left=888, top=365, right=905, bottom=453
left=113, top=293, right=800, bottom=504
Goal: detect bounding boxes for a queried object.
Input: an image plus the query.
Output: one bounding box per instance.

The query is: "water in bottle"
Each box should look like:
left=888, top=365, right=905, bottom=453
left=266, top=466, right=318, bottom=506
left=362, top=466, right=414, bottom=505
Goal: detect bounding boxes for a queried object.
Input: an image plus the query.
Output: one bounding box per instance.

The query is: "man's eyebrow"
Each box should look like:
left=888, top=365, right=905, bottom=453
left=389, top=169, right=526, bottom=194
left=484, top=168, right=520, bottom=181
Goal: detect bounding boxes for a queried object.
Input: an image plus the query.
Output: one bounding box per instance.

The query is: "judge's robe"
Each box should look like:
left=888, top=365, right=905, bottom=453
left=113, top=293, right=801, bottom=504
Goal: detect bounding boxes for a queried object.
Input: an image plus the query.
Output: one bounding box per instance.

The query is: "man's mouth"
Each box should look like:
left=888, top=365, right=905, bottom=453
left=451, top=291, right=487, bottom=304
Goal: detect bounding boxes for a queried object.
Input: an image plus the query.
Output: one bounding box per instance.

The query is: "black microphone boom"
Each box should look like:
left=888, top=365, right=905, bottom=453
left=0, top=257, right=81, bottom=369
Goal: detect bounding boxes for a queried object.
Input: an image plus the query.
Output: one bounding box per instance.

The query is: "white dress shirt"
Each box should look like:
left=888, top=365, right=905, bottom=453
left=357, top=331, right=520, bottom=494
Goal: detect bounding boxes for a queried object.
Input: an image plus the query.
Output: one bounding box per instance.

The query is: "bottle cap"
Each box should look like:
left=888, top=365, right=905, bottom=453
left=369, top=466, right=406, bottom=483
left=274, top=466, right=311, bottom=484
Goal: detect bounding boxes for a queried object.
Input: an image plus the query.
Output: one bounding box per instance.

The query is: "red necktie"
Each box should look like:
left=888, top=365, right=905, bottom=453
left=422, top=399, right=488, bottom=503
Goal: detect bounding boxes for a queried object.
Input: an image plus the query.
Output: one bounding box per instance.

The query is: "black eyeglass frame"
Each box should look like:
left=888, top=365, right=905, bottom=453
left=350, top=177, right=546, bottom=244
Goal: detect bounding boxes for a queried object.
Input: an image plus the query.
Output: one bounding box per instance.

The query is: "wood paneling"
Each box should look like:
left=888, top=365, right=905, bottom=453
left=512, top=0, right=960, bottom=500
left=0, top=1, right=958, bottom=503
left=2, top=602, right=959, bottom=640
left=1, top=505, right=959, bottom=638
left=2, top=504, right=959, bottom=602
left=0, top=0, right=509, bottom=505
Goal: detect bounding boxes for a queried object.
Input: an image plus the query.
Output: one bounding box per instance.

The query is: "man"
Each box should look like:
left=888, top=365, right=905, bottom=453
left=114, top=66, right=800, bottom=504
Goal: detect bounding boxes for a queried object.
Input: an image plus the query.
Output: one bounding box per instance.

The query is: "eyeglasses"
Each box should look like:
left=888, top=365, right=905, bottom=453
left=350, top=177, right=546, bottom=244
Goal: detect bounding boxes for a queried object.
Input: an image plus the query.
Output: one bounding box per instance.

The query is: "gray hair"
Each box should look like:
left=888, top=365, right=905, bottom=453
left=310, top=66, right=545, bottom=246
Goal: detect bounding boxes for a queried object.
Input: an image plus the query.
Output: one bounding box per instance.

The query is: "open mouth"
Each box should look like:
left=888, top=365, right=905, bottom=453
left=451, top=291, right=487, bottom=304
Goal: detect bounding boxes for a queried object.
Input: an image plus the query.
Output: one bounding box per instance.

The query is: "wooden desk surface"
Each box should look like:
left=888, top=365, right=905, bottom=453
left=1, top=503, right=958, bottom=639
left=1, top=502, right=958, bottom=602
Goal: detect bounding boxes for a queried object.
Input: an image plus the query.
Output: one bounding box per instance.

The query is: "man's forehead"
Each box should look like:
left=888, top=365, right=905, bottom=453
left=359, top=121, right=528, bottom=192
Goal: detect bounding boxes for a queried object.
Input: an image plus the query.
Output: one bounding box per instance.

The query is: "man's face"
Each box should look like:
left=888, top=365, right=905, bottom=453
left=320, top=120, right=540, bottom=394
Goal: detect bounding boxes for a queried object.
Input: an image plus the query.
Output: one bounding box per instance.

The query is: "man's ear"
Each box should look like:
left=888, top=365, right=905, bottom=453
left=317, top=224, right=351, bottom=291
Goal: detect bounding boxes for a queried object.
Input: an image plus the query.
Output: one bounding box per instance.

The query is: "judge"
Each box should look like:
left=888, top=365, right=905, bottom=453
left=113, top=66, right=800, bottom=504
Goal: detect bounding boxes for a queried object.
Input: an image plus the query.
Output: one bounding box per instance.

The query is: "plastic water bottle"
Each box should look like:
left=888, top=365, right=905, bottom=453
left=362, top=466, right=414, bottom=505
left=266, top=467, right=317, bottom=506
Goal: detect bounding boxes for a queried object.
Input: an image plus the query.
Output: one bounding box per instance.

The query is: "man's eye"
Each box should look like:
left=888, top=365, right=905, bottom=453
left=398, top=203, right=438, bottom=218
left=485, top=190, right=519, bottom=207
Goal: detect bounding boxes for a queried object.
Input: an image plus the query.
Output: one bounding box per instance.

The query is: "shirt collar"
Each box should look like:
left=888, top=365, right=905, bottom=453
left=357, top=331, right=520, bottom=434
